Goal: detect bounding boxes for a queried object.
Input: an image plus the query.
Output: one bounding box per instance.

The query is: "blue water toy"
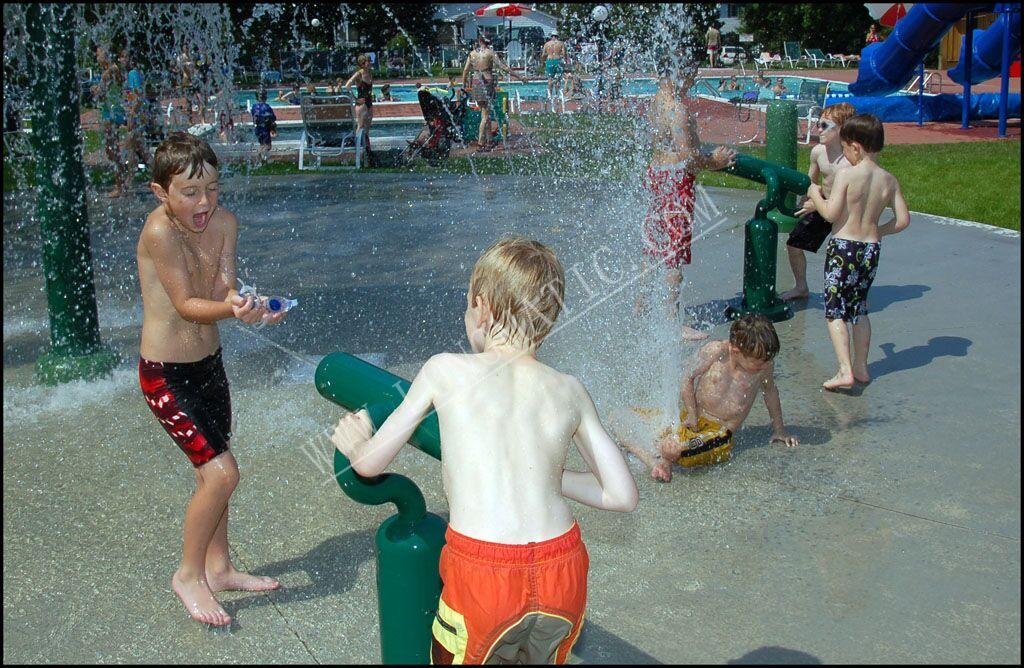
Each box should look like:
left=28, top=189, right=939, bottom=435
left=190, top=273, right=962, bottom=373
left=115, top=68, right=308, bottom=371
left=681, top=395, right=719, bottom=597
left=264, top=296, right=298, bottom=313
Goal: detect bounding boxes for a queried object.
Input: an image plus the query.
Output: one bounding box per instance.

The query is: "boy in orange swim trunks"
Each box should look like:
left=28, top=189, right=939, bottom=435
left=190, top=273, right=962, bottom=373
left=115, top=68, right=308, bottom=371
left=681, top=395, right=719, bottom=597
left=332, top=238, right=639, bottom=664
left=614, top=315, right=799, bottom=482
left=641, top=53, right=736, bottom=340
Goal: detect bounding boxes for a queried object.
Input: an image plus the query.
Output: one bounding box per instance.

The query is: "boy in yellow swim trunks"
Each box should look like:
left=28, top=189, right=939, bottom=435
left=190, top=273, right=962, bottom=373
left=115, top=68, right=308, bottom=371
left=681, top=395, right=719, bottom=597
left=617, top=315, right=799, bottom=482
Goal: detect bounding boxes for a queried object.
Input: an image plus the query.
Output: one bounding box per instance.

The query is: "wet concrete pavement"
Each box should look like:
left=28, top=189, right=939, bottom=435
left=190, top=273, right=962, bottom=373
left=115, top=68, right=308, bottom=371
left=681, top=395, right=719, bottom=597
left=3, top=173, right=1020, bottom=663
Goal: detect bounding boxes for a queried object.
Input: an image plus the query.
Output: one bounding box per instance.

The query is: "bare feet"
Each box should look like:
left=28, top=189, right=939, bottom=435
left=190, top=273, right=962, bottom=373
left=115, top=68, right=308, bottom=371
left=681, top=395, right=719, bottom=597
left=172, top=570, right=231, bottom=626
left=651, top=459, right=673, bottom=482
left=681, top=324, right=709, bottom=341
left=823, top=370, right=856, bottom=391
left=853, top=370, right=871, bottom=385
left=207, top=567, right=281, bottom=593
left=780, top=287, right=810, bottom=302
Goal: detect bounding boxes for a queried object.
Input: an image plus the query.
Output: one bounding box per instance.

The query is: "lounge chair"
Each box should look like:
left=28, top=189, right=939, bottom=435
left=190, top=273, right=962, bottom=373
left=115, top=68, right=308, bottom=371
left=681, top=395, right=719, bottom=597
left=783, top=42, right=808, bottom=69
left=805, top=48, right=847, bottom=68
left=298, top=93, right=361, bottom=170
left=754, top=51, right=782, bottom=70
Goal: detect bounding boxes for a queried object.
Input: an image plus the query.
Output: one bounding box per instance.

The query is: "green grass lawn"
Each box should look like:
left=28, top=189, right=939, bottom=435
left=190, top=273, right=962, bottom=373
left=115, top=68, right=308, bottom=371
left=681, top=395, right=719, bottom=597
left=5, top=119, right=1020, bottom=231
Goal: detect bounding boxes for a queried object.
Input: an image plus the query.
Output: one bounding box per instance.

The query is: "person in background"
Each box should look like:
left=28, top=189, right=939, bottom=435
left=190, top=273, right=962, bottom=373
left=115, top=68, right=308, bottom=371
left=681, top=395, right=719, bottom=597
left=866, top=23, right=884, bottom=45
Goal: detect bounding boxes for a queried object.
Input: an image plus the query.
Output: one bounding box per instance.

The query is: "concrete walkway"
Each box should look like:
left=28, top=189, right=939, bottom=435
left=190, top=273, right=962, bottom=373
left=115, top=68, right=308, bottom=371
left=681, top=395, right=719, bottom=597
left=3, top=174, right=1020, bottom=663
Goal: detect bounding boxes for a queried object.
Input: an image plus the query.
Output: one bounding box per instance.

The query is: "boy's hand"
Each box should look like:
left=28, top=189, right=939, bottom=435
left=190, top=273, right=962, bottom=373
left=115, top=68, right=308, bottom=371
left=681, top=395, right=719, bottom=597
left=769, top=429, right=799, bottom=447
left=682, top=412, right=699, bottom=431
left=795, top=197, right=815, bottom=217
left=331, top=409, right=374, bottom=461
left=712, top=146, right=737, bottom=170
left=231, top=293, right=265, bottom=324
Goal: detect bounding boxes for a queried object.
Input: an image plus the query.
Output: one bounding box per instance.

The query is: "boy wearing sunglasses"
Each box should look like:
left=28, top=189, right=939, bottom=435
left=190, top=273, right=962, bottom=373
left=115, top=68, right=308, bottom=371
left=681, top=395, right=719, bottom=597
left=781, top=102, right=856, bottom=302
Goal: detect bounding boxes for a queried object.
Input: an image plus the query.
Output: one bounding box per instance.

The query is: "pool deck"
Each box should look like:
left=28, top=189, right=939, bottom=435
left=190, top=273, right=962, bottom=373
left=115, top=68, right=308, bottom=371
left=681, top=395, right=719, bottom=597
left=3, top=173, right=1020, bottom=663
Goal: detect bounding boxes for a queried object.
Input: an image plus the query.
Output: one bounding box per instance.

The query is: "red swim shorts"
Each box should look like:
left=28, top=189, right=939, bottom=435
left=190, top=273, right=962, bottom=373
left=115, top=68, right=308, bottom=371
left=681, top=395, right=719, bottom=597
left=139, top=348, right=232, bottom=467
left=431, top=522, right=589, bottom=665
left=643, top=166, right=696, bottom=269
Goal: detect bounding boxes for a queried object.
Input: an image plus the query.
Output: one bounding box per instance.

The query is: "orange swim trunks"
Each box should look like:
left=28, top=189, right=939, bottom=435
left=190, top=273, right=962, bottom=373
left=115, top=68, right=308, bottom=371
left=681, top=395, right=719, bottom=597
left=643, top=166, right=696, bottom=269
left=431, top=522, right=589, bottom=665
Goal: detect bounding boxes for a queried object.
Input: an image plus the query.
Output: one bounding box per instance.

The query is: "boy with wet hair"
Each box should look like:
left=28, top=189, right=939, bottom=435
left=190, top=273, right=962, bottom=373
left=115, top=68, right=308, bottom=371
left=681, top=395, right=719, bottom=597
left=332, top=237, right=638, bottom=665
left=617, top=315, right=798, bottom=482
left=781, top=101, right=857, bottom=301
left=137, top=132, right=286, bottom=626
left=806, top=113, right=910, bottom=391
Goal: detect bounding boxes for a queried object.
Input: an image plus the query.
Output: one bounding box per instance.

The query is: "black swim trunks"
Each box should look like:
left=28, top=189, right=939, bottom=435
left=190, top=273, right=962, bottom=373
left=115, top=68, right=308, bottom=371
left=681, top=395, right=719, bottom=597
left=787, top=211, right=832, bottom=253
left=823, top=238, right=880, bottom=323
left=139, top=348, right=232, bottom=467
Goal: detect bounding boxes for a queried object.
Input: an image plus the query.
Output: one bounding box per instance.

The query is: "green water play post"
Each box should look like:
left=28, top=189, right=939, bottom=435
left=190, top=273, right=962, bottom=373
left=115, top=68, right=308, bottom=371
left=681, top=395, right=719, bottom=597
left=315, top=352, right=446, bottom=665
left=765, top=101, right=801, bottom=233
left=26, top=4, right=119, bottom=385
left=704, top=143, right=810, bottom=323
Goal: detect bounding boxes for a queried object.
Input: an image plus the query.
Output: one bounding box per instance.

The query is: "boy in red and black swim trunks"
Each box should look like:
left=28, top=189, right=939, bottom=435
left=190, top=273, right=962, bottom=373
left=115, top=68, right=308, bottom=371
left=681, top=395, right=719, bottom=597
left=137, top=132, right=287, bottom=626
left=641, top=54, right=736, bottom=340
left=332, top=238, right=638, bottom=664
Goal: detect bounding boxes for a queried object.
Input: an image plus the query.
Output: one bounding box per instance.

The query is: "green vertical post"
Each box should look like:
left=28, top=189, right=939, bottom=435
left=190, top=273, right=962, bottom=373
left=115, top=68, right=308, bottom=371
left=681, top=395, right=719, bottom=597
left=765, top=100, right=800, bottom=233
left=26, top=4, right=119, bottom=385
left=317, top=352, right=447, bottom=665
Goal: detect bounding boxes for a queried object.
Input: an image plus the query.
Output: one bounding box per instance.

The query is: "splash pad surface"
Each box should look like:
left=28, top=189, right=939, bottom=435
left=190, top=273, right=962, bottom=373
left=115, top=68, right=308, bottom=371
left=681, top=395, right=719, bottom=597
left=3, top=173, right=1020, bottom=663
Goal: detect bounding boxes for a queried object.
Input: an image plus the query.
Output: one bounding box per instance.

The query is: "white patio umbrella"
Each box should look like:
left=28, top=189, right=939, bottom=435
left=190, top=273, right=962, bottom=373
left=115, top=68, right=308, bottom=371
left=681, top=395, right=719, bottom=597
left=474, top=3, right=535, bottom=44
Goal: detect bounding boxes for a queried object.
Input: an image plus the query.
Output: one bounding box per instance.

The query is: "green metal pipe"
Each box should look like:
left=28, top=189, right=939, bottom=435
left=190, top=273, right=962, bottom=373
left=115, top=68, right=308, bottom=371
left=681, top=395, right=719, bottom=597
left=26, top=3, right=118, bottom=385
left=333, top=449, right=427, bottom=525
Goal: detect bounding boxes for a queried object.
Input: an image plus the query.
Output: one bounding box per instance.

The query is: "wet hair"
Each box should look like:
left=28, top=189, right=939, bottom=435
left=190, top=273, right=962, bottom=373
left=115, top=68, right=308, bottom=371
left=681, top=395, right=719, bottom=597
left=152, top=132, right=219, bottom=192
left=840, top=113, right=885, bottom=153
left=821, top=101, right=856, bottom=128
left=729, top=314, right=780, bottom=362
left=357, top=54, right=370, bottom=67
left=257, top=88, right=268, bottom=102
left=469, top=237, right=565, bottom=348
left=381, top=83, right=391, bottom=92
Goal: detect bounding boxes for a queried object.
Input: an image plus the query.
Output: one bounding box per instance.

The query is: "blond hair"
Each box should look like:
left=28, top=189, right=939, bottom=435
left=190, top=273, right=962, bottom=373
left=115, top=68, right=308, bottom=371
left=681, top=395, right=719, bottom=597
left=469, top=238, right=565, bottom=348
left=822, top=101, right=857, bottom=128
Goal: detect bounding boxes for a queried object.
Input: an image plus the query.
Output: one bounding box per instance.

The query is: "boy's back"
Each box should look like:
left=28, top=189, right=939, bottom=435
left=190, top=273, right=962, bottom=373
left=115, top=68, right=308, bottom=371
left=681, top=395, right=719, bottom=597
left=831, top=160, right=899, bottom=242
left=429, top=351, right=581, bottom=543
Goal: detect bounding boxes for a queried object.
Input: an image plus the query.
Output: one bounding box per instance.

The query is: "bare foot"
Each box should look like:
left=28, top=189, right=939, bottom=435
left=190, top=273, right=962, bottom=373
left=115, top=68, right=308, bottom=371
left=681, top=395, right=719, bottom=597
left=651, top=459, right=673, bottom=482
left=853, top=371, right=871, bottom=385
left=780, top=288, right=809, bottom=302
left=681, top=325, right=709, bottom=341
left=172, top=570, right=231, bottom=626
left=207, top=567, right=281, bottom=593
left=823, top=370, right=856, bottom=391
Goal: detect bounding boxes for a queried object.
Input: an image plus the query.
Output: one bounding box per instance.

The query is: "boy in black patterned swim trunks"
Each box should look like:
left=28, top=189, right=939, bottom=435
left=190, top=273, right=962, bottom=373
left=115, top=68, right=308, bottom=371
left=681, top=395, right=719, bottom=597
left=137, top=132, right=289, bottom=626
left=804, top=114, right=910, bottom=391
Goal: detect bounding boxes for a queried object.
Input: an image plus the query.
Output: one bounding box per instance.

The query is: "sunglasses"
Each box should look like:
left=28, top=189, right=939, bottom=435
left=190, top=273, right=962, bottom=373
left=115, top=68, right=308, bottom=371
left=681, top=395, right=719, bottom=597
left=817, top=119, right=837, bottom=132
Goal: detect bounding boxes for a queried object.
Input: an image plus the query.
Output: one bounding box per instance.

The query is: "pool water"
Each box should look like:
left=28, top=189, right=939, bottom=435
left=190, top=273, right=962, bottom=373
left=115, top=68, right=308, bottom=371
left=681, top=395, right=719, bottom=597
left=235, top=76, right=851, bottom=111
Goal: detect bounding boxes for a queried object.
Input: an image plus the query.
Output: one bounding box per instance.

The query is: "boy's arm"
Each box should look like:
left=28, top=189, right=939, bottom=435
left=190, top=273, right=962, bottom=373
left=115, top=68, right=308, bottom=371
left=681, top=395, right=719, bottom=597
left=878, top=179, right=910, bottom=237
left=461, top=54, right=471, bottom=87
left=680, top=341, right=724, bottom=425
left=211, top=210, right=239, bottom=303
left=795, top=147, right=822, bottom=215
left=561, top=378, right=639, bottom=513
left=332, top=356, right=439, bottom=478
left=808, top=168, right=848, bottom=222
left=142, top=221, right=240, bottom=324
left=762, top=367, right=798, bottom=447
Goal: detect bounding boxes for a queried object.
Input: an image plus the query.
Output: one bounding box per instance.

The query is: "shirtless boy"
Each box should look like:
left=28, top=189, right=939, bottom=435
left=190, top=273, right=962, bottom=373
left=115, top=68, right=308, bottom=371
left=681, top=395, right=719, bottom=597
left=332, top=238, right=638, bottom=664
left=137, top=132, right=285, bottom=626
left=781, top=102, right=856, bottom=301
left=805, top=114, right=910, bottom=391
left=461, top=35, right=525, bottom=150
left=542, top=32, right=567, bottom=99
left=641, top=55, right=736, bottom=340
left=617, top=315, right=798, bottom=482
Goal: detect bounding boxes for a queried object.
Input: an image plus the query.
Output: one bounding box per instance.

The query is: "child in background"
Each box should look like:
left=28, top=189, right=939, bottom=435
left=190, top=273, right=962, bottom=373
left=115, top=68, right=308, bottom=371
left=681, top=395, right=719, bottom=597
left=137, top=133, right=287, bottom=626
left=250, top=89, right=277, bottom=163
left=332, top=238, right=638, bottom=664
left=781, top=102, right=857, bottom=301
left=615, top=315, right=798, bottom=482
left=805, top=114, right=910, bottom=390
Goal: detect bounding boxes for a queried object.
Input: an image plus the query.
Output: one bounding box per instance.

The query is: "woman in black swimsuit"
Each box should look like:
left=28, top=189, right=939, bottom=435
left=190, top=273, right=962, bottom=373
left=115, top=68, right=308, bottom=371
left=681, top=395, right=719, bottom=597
left=345, top=55, right=374, bottom=162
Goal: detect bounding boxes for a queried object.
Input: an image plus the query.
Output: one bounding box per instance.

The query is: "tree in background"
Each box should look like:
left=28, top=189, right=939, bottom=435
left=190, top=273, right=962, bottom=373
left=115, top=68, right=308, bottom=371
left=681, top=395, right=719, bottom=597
left=739, top=3, right=874, bottom=56
left=348, top=3, right=440, bottom=52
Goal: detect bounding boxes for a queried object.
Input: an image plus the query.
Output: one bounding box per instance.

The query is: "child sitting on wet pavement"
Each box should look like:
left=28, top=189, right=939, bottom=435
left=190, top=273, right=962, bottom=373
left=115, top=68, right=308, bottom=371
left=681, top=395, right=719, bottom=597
left=331, top=237, right=637, bottom=665
left=804, top=113, right=910, bottom=391
left=615, top=315, right=798, bottom=482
